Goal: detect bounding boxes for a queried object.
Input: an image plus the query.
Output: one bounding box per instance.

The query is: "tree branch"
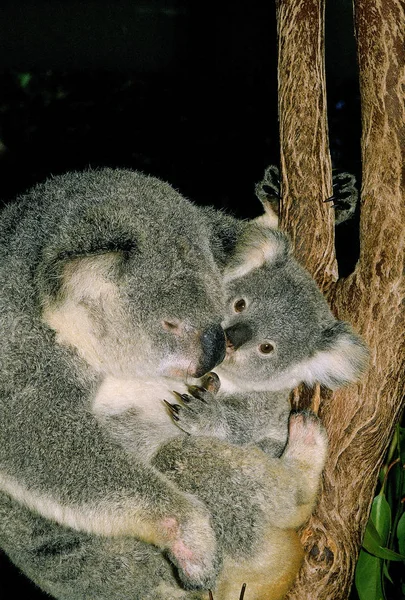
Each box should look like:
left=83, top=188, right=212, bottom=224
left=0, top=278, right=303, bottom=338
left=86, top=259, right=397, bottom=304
left=276, top=0, right=337, bottom=290
left=278, top=0, right=405, bottom=598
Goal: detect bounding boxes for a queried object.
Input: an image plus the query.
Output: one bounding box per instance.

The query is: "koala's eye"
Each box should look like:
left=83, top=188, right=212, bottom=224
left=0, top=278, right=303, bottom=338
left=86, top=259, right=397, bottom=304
left=234, top=299, right=246, bottom=313
left=259, top=342, right=274, bottom=354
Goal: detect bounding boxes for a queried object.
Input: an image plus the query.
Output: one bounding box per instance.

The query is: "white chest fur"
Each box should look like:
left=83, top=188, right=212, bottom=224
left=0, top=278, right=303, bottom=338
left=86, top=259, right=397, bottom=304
left=93, top=375, right=190, bottom=423
left=92, top=376, right=193, bottom=461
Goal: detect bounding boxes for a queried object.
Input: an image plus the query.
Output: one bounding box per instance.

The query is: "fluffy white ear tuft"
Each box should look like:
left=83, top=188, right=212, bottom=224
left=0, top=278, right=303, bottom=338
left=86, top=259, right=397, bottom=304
left=224, top=227, right=289, bottom=283
left=303, top=322, right=369, bottom=389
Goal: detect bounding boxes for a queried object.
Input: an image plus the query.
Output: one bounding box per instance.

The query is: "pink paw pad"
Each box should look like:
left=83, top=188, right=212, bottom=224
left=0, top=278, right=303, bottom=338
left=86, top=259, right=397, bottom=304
left=288, top=411, right=322, bottom=446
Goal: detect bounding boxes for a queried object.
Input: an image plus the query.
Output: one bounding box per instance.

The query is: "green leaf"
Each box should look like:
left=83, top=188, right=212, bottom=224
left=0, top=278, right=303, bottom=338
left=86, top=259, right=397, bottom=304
left=17, top=73, right=32, bottom=89
left=363, top=518, right=384, bottom=550
left=355, top=549, right=384, bottom=600
left=371, top=494, right=391, bottom=546
left=397, top=512, right=405, bottom=556
left=363, top=539, right=405, bottom=561
left=362, top=502, right=405, bottom=561
left=382, top=561, right=393, bottom=584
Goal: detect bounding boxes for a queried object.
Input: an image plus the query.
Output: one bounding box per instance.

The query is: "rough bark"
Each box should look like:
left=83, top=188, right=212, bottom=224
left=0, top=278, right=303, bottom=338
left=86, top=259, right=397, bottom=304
left=276, top=0, right=337, bottom=290
left=275, top=1, right=405, bottom=599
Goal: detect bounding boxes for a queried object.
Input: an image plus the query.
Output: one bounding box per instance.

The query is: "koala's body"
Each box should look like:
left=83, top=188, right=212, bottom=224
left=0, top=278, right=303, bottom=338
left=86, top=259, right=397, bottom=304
left=0, top=169, right=367, bottom=600
left=175, top=218, right=368, bottom=456
left=0, top=168, right=232, bottom=598
left=0, top=169, right=330, bottom=600
left=156, top=214, right=368, bottom=600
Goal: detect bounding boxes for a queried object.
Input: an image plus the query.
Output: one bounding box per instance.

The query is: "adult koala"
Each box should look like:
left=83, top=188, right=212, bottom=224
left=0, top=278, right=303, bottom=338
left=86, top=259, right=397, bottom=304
left=0, top=168, right=229, bottom=595
left=0, top=169, right=329, bottom=600
left=0, top=169, right=366, bottom=600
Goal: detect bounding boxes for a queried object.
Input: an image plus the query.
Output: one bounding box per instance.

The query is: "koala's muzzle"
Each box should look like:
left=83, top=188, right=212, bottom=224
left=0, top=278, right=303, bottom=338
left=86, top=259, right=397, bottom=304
left=194, top=324, right=226, bottom=378
left=225, top=323, right=254, bottom=350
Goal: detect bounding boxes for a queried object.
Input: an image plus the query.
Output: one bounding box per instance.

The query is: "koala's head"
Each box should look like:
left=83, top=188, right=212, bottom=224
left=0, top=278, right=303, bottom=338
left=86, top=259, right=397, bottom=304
left=35, top=169, right=226, bottom=379
left=216, top=222, right=368, bottom=392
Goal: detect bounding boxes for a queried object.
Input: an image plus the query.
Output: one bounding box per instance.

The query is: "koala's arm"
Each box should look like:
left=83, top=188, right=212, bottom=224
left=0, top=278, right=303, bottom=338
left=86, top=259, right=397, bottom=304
left=153, top=411, right=327, bottom=559
left=168, top=379, right=290, bottom=457
left=0, top=369, right=219, bottom=589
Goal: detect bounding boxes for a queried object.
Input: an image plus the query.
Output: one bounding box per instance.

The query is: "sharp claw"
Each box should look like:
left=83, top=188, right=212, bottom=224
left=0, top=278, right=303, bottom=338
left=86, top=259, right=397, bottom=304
left=163, top=399, right=180, bottom=421
left=323, top=196, right=335, bottom=203
left=187, top=385, right=208, bottom=402
left=172, top=391, right=192, bottom=404
left=189, top=385, right=206, bottom=393
left=204, top=372, right=221, bottom=393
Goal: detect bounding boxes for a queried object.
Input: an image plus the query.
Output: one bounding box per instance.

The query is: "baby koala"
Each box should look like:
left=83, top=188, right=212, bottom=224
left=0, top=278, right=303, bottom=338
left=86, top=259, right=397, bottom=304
left=168, top=216, right=368, bottom=457
left=159, top=213, right=368, bottom=599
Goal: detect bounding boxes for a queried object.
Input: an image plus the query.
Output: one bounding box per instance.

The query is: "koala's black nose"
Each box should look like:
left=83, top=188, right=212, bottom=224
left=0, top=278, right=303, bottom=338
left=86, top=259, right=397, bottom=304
left=195, top=324, right=226, bottom=377
left=225, top=323, right=253, bottom=350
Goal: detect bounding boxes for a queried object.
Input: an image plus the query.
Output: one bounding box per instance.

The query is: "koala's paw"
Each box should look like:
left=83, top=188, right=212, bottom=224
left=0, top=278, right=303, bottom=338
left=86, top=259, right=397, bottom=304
left=165, top=376, right=226, bottom=438
left=255, top=165, right=280, bottom=204
left=325, top=171, right=358, bottom=225
left=284, top=411, right=328, bottom=471
left=164, top=372, right=223, bottom=435
left=163, top=507, right=221, bottom=589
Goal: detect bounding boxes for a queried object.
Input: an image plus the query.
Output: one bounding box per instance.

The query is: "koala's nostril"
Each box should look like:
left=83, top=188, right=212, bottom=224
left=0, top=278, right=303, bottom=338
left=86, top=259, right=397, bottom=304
left=162, top=319, right=181, bottom=334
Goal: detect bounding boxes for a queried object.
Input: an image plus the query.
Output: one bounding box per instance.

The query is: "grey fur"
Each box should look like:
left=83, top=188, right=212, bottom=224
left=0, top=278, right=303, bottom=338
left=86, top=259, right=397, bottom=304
left=0, top=169, right=366, bottom=599
left=0, top=168, right=229, bottom=595
left=175, top=218, right=369, bottom=453
left=0, top=169, right=332, bottom=600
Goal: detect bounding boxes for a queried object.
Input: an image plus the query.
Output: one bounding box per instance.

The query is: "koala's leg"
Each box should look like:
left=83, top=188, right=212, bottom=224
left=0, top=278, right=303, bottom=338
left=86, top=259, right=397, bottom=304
left=274, top=411, right=328, bottom=528
left=0, top=492, right=208, bottom=600
left=8, top=536, right=209, bottom=600
left=153, top=411, right=326, bottom=599
left=153, top=411, right=326, bottom=543
left=214, top=528, right=303, bottom=600
left=1, top=372, right=222, bottom=590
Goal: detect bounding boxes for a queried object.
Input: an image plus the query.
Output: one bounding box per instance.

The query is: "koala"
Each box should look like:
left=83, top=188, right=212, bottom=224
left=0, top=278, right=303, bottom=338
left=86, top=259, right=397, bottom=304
left=158, top=212, right=368, bottom=598
left=0, top=169, right=366, bottom=600
left=172, top=216, right=368, bottom=457
left=0, top=168, right=333, bottom=600
left=0, top=168, right=230, bottom=597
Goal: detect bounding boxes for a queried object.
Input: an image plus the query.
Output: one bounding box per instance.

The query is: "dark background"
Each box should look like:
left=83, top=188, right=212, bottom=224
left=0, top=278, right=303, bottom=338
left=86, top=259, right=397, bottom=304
left=0, top=1, right=360, bottom=598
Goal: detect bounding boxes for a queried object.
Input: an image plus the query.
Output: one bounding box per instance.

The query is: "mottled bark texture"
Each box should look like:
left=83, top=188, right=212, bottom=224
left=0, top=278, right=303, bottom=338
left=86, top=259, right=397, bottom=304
left=276, top=0, right=337, bottom=290
left=275, top=1, right=405, bottom=599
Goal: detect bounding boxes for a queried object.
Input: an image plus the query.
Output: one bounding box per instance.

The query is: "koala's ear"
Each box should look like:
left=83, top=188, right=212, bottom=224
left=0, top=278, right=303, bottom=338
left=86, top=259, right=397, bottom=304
left=305, top=321, right=369, bottom=389
left=224, top=226, right=290, bottom=283
left=40, top=239, right=137, bottom=301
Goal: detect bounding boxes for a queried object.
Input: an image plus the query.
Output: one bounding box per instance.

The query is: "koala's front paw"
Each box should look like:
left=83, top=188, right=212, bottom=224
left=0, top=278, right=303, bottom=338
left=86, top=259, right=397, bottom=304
left=164, top=373, right=228, bottom=439
left=325, top=171, right=358, bottom=225
left=255, top=165, right=280, bottom=205
left=163, top=503, right=221, bottom=589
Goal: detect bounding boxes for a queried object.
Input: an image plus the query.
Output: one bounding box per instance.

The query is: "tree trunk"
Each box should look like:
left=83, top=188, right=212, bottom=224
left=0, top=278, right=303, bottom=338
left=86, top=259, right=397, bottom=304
left=275, top=1, right=405, bottom=599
